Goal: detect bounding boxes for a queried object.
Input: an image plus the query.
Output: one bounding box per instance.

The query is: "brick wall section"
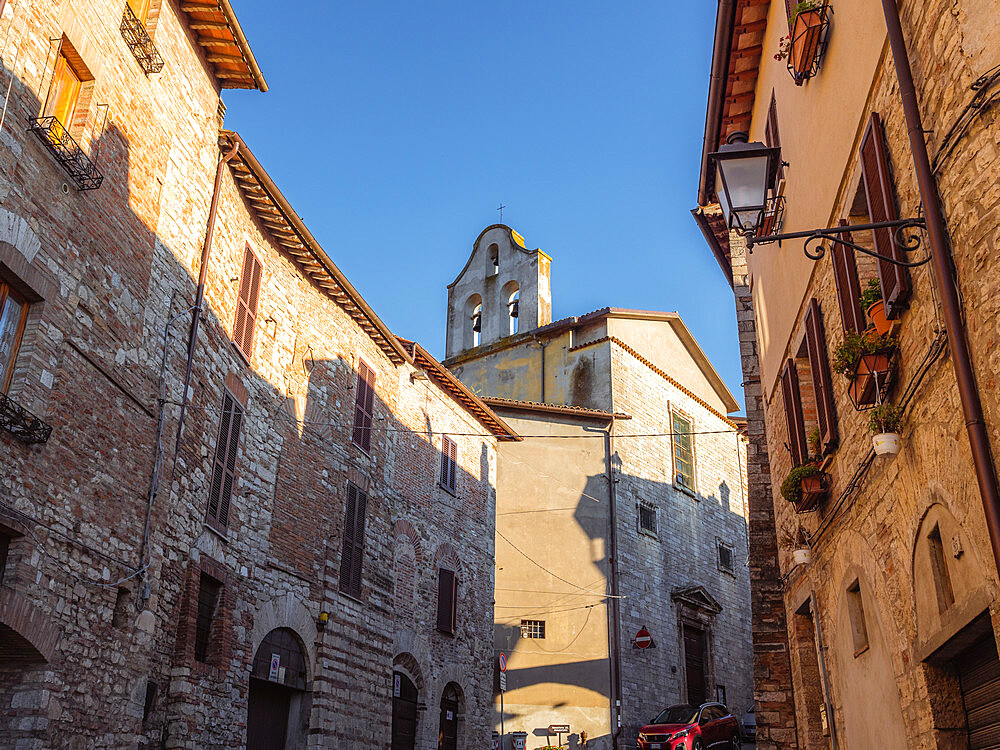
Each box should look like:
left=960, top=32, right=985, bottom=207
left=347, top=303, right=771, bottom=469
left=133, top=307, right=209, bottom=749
left=0, top=1, right=501, bottom=747
left=607, top=339, right=753, bottom=747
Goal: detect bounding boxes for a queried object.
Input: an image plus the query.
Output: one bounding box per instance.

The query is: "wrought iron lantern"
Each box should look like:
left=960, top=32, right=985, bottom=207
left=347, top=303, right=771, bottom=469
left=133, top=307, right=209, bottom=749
left=709, top=133, right=782, bottom=235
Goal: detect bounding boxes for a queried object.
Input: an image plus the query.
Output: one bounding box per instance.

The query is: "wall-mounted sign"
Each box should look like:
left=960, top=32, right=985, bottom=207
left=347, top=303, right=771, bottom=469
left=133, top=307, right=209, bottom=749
left=633, top=627, right=655, bottom=649
left=394, top=673, right=401, bottom=697
left=499, top=672, right=507, bottom=692
left=268, top=653, right=281, bottom=681
left=548, top=724, right=570, bottom=733
left=498, top=652, right=507, bottom=672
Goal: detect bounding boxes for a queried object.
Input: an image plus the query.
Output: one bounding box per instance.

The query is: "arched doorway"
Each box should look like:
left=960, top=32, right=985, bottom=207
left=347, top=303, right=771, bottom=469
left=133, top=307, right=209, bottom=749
left=437, top=683, right=462, bottom=750
left=391, top=671, right=418, bottom=750
left=247, top=628, right=308, bottom=750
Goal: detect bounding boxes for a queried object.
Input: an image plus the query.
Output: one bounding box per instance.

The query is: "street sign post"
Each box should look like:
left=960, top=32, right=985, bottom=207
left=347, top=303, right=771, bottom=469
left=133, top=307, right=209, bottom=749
left=548, top=724, right=570, bottom=747
left=499, top=653, right=506, bottom=745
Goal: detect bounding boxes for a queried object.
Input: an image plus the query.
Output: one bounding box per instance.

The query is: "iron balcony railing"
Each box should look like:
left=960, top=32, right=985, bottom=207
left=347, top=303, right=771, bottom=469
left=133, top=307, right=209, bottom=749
left=27, top=116, right=104, bottom=191
left=0, top=391, right=53, bottom=444
left=120, top=3, right=164, bottom=75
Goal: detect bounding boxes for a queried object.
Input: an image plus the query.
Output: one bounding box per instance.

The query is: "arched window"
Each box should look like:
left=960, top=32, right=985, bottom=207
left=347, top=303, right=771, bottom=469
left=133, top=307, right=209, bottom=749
left=487, top=244, right=499, bottom=277
left=502, top=281, right=519, bottom=336
left=463, top=294, right=482, bottom=349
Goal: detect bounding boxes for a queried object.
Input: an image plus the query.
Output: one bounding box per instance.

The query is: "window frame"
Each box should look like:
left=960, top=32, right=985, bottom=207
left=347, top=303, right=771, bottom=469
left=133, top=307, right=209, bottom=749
left=351, top=359, right=376, bottom=454
left=846, top=578, right=870, bottom=657
left=670, top=407, right=697, bottom=495
left=638, top=502, right=658, bottom=538
left=206, top=389, right=245, bottom=533
left=440, top=436, right=458, bottom=494
left=436, top=567, right=457, bottom=635
left=520, top=619, right=546, bottom=639
left=193, top=571, right=222, bottom=664
left=0, top=281, right=28, bottom=395
left=339, top=481, right=368, bottom=599
left=231, top=244, right=264, bottom=363
left=717, top=539, right=735, bottom=576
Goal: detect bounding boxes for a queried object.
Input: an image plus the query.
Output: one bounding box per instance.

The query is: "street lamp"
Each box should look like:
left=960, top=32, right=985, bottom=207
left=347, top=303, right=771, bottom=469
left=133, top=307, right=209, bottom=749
left=709, top=132, right=929, bottom=266
left=709, top=132, right=782, bottom=235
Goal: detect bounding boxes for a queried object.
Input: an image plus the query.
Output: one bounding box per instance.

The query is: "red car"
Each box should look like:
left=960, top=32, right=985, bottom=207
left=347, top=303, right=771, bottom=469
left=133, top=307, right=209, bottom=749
left=637, top=702, right=742, bottom=750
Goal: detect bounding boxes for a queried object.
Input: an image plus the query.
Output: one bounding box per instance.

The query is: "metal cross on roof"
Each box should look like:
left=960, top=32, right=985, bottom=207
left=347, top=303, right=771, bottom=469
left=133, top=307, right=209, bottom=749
left=497, top=202, right=506, bottom=223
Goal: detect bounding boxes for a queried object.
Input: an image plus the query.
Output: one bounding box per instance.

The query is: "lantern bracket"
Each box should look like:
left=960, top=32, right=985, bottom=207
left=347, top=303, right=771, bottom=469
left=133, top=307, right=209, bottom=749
left=747, top=217, right=931, bottom=267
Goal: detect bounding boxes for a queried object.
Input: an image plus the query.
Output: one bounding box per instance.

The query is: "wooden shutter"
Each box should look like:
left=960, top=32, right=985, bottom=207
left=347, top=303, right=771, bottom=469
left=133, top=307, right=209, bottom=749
left=441, top=437, right=457, bottom=492
left=352, top=362, right=375, bottom=452
left=781, top=359, right=808, bottom=465
left=831, top=220, right=866, bottom=334
left=207, top=391, right=243, bottom=530
left=765, top=94, right=784, bottom=189
left=860, top=112, right=910, bottom=319
left=233, top=247, right=263, bottom=360
left=436, top=568, right=457, bottom=634
left=340, top=482, right=367, bottom=597
left=805, top=299, right=838, bottom=454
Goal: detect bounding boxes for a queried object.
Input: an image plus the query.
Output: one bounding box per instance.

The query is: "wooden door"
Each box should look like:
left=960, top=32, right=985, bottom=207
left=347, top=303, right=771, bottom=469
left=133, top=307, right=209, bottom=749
left=391, top=672, right=418, bottom=750
left=247, top=678, right=290, bottom=750
left=957, top=635, right=1000, bottom=750
left=684, top=625, right=707, bottom=706
left=438, top=696, right=458, bottom=750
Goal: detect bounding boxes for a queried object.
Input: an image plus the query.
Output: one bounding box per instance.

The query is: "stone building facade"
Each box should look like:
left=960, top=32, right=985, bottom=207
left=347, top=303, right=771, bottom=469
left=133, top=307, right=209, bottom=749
left=444, top=225, right=753, bottom=749
left=0, top=2, right=515, bottom=748
left=694, top=0, right=1000, bottom=748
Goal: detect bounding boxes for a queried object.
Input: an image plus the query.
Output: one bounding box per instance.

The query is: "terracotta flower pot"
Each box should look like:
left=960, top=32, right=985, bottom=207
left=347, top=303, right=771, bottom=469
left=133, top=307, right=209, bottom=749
left=789, top=9, right=825, bottom=79
left=867, top=300, right=891, bottom=335
left=849, top=352, right=894, bottom=407
left=798, top=472, right=828, bottom=512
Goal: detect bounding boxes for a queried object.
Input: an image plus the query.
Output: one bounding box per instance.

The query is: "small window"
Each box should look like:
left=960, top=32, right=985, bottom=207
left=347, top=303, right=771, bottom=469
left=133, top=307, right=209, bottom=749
left=440, top=436, right=457, bottom=493
left=127, top=0, right=150, bottom=22
left=927, top=524, right=955, bottom=614
left=45, top=51, right=82, bottom=130
left=207, top=391, right=244, bottom=531
left=671, top=411, right=696, bottom=491
left=846, top=579, right=869, bottom=656
left=352, top=361, right=375, bottom=453
left=112, top=587, right=130, bottom=629
left=718, top=541, right=735, bottom=575
left=142, top=680, right=158, bottom=725
left=194, top=572, right=222, bottom=663
left=436, top=568, right=457, bottom=634
left=339, top=482, right=368, bottom=598
left=638, top=503, right=657, bottom=536
left=0, top=281, right=28, bottom=393
left=232, top=246, right=263, bottom=361
left=520, top=619, right=545, bottom=639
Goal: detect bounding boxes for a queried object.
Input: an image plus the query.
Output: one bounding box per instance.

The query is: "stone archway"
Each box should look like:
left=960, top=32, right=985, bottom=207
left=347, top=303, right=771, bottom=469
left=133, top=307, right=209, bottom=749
left=247, top=628, right=311, bottom=750
left=436, top=681, right=465, bottom=750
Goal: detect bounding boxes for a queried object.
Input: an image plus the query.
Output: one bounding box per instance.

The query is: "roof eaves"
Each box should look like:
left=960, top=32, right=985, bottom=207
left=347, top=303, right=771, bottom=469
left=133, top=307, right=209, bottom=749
left=482, top=397, right=631, bottom=421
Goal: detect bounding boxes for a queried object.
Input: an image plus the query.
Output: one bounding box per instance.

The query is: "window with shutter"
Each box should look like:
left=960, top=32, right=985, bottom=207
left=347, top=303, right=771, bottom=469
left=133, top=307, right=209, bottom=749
left=781, top=359, right=808, bottom=465
left=339, top=482, right=368, bottom=598
left=232, top=246, right=263, bottom=361
left=765, top=93, right=784, bottom=190
left=440, top=437, right=457, bottom=493
left=859, top=112, right=910, bottom=319
left=436, top=568, right=457, bottom=634
left=831, top=220, right=867, bottom=334
left=804, top=299, right=838, bottom=454
left=207, top=391, right=243, bottom=531
left=194, top=572, right=222, bottom=663
left=352, top=361, right=375, bottom=453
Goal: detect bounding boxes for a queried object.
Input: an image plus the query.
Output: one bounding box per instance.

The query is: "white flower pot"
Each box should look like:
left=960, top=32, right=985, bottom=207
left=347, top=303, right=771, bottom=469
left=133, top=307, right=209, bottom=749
left=872, top=432, right=901, bottom=456
left=791, top=548, right=812, bottom=566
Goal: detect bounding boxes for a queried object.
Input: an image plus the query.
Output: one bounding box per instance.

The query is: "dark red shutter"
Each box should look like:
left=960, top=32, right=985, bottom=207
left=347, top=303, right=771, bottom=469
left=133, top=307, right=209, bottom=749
left=340, top=482, right=367, bottom=598
left=805, top=299, right=838, bottom=454
left=352, top=362, right=375, bottom=452
left=765, top=94, right=784, bottom=189
left=437, top=568, right=457, bottom=634
left=207, top=392, right=243, bottom=530
left=860, top=112, right=910, bottom=319
left=831, top=220, right=866, bottom=334
left=781, top=359, right=808, bottom=465
left=449, top=440, right=457, bottom=490
left=233, top=247, right=263, bottom=359
left=441, top=437, right=457, bottom=492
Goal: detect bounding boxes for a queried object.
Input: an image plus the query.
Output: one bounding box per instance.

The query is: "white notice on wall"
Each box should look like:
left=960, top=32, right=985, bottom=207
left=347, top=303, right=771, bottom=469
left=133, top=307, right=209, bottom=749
left=394, top=674, right=401, bottom=697
left=269, top=653, right=280, bottom=681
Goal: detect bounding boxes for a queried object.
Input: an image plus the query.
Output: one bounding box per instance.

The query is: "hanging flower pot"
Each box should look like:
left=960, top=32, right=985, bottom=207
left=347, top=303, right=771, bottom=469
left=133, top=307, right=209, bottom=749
left=833, top=330, right=897, bottom=410
left=870, top=404, right=903, bottom=456
left=866, top=301, right=890, bottom=335
left=872, top=432, right=901, bottom=455
left=780, top=464, right=830, bottom=513
left=791, top=548, right=813, bottom=566
left=787, top=3, right=831, bottom=84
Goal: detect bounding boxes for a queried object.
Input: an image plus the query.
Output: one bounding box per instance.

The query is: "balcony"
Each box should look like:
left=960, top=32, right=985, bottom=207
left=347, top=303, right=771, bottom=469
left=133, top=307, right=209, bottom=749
left=120, top=4, right=164, bottom=74
left=0, top=392, right=52, bottom=444
left=27, top=116, right=104, bottom=191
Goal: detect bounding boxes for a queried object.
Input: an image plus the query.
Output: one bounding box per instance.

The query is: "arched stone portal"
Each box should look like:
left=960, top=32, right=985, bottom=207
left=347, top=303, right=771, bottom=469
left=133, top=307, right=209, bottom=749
left=437, top=682, right=465, bottom=750
left=247, top=628, right=310, bottom=750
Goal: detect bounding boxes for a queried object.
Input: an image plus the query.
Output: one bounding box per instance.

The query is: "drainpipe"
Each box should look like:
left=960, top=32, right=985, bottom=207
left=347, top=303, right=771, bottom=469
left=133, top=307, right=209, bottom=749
left=603, top=427, right=623, bottom=747
left=881, top=0, right=1000, bottom=574
left=174, top=134, right=242, bottom=457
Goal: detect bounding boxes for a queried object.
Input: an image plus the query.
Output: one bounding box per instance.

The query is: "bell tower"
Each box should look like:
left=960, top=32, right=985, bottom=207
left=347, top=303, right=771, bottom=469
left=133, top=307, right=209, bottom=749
left=445, top=225, right=552, bottom=359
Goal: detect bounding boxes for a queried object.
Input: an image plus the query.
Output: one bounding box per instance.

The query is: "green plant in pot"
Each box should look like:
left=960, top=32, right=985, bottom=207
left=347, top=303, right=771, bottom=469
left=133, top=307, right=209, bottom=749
left=869, top=402, right=903, bottom=456
left=832, top=330, right=897, bottom=407
left=860, top=278, right=891, bottom=335
left=780, top=463, right=828, bottom=512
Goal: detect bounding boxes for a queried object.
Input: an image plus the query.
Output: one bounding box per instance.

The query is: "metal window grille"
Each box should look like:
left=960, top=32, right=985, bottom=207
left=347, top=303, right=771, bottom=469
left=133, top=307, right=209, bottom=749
left=718, top=542, right=734, bottom=574
left=120, top=3, right=164, bottom=74
left=27, top=116, right=104, bottom=191
left=639, top=503, right=657, bottom=535
left=520, top=619, right=545, bottom=639
left=672, top=412, right=695, bottom=488
left=0, top=391, right=53, bottom=444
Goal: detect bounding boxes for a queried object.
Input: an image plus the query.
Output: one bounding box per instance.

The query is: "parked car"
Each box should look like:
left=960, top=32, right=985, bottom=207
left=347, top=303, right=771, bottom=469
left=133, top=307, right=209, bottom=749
left=637, top=702, right=742, bottom=749
left=741, top=705, right=756, bottom=742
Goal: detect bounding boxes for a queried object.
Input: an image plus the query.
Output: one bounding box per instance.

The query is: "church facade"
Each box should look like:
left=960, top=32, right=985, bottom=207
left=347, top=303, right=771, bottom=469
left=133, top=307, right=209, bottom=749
left=443, top=225, right=754, bottom=749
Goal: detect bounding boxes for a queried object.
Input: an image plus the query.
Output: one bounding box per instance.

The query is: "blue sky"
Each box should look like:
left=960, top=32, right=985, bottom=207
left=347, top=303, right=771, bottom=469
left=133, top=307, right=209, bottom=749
left=223, top=2, right=741, bottom=411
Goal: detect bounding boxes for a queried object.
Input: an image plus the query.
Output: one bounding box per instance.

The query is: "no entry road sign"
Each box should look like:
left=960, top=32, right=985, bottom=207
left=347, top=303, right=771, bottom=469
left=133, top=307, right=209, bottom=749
left=634, top=628, right=653, bottom=649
